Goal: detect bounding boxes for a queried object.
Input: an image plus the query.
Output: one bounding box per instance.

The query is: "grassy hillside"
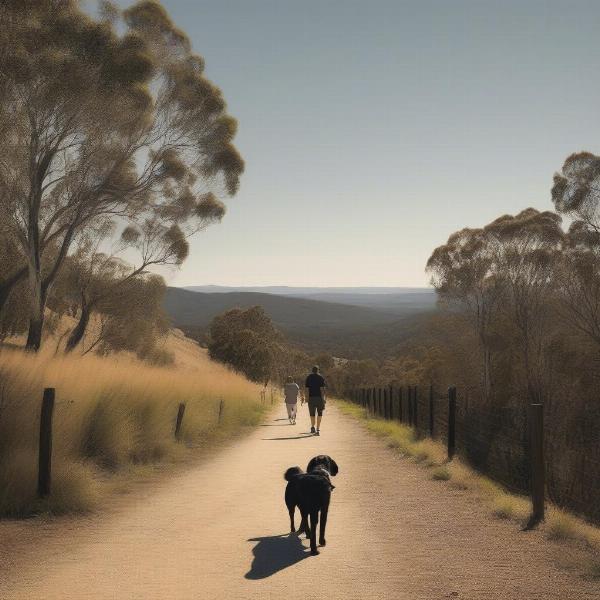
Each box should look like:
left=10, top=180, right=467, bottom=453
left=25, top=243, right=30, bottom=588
left=164, top=287, right=436, bottom=356
left=0, top=331, right=264, bottom=517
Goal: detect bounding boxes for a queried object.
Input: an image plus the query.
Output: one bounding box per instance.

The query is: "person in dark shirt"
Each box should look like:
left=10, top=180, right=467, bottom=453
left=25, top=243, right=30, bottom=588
left=305, top=365, right=326, bottom=435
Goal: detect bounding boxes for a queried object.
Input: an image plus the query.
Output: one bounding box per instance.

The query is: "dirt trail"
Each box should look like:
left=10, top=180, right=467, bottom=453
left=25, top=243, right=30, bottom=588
left=1, top=403, right=597, bottom=600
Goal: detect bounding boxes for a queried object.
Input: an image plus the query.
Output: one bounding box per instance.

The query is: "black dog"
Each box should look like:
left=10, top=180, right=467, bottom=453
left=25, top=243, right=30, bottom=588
left=284, top=455, right=339, bottom=555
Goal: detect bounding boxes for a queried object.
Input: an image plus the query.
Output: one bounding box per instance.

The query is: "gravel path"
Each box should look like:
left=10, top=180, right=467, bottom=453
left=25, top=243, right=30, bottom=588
left=1, top=403, right=597, bottom=600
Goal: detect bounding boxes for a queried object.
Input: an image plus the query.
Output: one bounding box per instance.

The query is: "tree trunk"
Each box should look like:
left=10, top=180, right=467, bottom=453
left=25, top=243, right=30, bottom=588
left=24, top=210, right=76, bottom=351
left=25, top=266, right=45, bottom=351
left=65, top=296, right=91, bottom=352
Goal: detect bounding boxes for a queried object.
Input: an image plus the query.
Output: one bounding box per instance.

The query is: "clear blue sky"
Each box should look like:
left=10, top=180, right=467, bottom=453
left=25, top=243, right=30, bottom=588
left=126, top=1, right=600, bottom=287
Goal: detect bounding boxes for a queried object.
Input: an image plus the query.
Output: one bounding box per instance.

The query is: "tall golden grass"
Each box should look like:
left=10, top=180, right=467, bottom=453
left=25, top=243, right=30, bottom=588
left=0, top=331, right=264, bottom=516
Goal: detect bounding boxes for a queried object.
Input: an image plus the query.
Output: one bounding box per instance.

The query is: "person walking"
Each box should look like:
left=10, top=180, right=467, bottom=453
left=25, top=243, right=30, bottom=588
left=283, top=376, right=300, bottom=424
left=305, top=365, right=326, bottom=435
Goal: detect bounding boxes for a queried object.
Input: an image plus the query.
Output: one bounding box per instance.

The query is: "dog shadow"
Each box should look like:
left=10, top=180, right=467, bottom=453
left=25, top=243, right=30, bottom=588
left=245, top=533, right=309, bottom=579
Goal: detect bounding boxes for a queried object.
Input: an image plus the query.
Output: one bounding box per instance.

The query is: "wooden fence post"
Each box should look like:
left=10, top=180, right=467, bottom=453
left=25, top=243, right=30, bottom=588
left=413, top=386, right=419, bottom=431
left=383, top=388, right=388, bottom=419
left=448, top=387, right=456, bottom=460
left=429, top=384, right=434, bottom=438
left=218, top=399, right=225, bottom=424
left=389, top=385, right=394, bottom=420
left=407, top=386, right=413, bottom=426
left=398, top=386, right=403, bottom=423
left=38, top=388, right=55, bottom=498
left=174, top=402, right=186, bottom=440
left=527, top=403, right=545, bottom=528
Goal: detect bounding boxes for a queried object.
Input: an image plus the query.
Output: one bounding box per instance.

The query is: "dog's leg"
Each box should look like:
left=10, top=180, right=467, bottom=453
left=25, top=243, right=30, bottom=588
left=319, top=500, right=329, bottom=547
left=298, top=508, right=308, bottom=536
left=309, top=511, right=319, bottom=555
left=289, top=505, right=295, bottom=532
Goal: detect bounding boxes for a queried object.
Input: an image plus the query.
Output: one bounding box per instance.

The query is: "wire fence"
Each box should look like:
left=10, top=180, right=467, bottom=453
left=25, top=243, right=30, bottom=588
left=348, top=385, right=600, bottom=526
left=33, top=386, right=271, bottom=500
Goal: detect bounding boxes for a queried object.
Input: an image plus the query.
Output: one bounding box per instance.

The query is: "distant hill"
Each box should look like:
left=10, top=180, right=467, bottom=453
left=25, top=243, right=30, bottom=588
left=184, top=285, right=432, bottom=294
left=164, top=287, right=437, bottom=357
left=183, top=286, right=436, bottom=313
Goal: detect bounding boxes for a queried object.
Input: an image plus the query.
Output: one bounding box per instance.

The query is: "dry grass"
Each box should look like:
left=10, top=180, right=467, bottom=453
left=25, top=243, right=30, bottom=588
left=546, top=506, right=600, bottom=549
left=431, top=466, right=451, bottom=481
left=338, top=400, right=534, bottom=522
left=337, top=398, right=600, bottom=576
left=0, top=331, right=264, bottom=517
left=547, top=508, right=580, bottom=541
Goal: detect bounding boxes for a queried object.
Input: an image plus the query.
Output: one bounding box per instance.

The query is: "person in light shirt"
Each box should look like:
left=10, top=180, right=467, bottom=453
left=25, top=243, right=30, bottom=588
left=283, top=376, right=301, bottom=425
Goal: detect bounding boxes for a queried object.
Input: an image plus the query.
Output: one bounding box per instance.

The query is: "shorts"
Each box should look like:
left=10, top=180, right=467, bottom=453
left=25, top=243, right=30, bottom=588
left=308, top=397, right=325, bottom=417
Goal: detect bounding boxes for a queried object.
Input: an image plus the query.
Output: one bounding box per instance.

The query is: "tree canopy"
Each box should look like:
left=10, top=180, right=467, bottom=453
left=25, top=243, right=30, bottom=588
left=208, top=307, right=282, bottom=384
left=0, top=0, right=243, bottom=351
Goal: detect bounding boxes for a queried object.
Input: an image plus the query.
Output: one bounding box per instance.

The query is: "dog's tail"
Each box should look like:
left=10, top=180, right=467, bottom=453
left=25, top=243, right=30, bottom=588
left=284, top=466, right=303, bottom=481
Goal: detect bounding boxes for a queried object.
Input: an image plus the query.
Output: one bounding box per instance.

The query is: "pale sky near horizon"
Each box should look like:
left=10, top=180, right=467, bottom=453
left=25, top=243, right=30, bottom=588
left=125, top=1, right=600, bottom=287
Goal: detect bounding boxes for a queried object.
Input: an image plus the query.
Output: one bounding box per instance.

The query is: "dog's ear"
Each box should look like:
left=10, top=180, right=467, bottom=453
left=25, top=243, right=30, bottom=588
left=329, top=458, right=339, bottom=476
left=284, top=466, right=303, bottom=481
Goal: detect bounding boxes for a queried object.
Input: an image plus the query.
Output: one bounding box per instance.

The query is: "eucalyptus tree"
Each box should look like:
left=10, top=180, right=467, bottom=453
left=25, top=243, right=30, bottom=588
left=556, top=223, right=600, bottom=348
left=426, top=227, right=504, bottom=402
left=64, top=192, right=223, bottom=353
left=428, top=209, right=564, bottom=405
left=484, top=209, right=563, bottom=404
left=81, top=274, right=169, bottom=358
left=0, top=0, right=243, bottom=350
left=552, top=152, right=600, bottom=348
left=552, top=151, right=600, bottom=232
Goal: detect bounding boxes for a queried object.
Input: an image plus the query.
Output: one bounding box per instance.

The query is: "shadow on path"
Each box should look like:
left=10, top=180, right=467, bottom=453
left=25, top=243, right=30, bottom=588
left=262, top=433, right=315, bottom=441
left=260, top=423, right=292, bottom=427
left=245, top=534, right=309, bottom=579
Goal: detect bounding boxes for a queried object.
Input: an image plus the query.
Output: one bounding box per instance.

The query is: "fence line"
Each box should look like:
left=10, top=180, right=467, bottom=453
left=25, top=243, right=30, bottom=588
left=35, top=388, right=263, bottom=499
left=349, top=384, right=548, bottom=527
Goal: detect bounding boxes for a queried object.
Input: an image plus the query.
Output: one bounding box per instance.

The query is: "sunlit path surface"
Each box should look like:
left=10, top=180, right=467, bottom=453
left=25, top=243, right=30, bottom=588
left=2, top=404, right=597, bottom=600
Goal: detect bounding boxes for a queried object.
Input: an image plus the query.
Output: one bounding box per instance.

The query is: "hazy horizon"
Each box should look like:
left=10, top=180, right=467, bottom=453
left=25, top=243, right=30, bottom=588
left=180, top=284, right=433, bottom=290
left=117, top=1, right=600, bottom=288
